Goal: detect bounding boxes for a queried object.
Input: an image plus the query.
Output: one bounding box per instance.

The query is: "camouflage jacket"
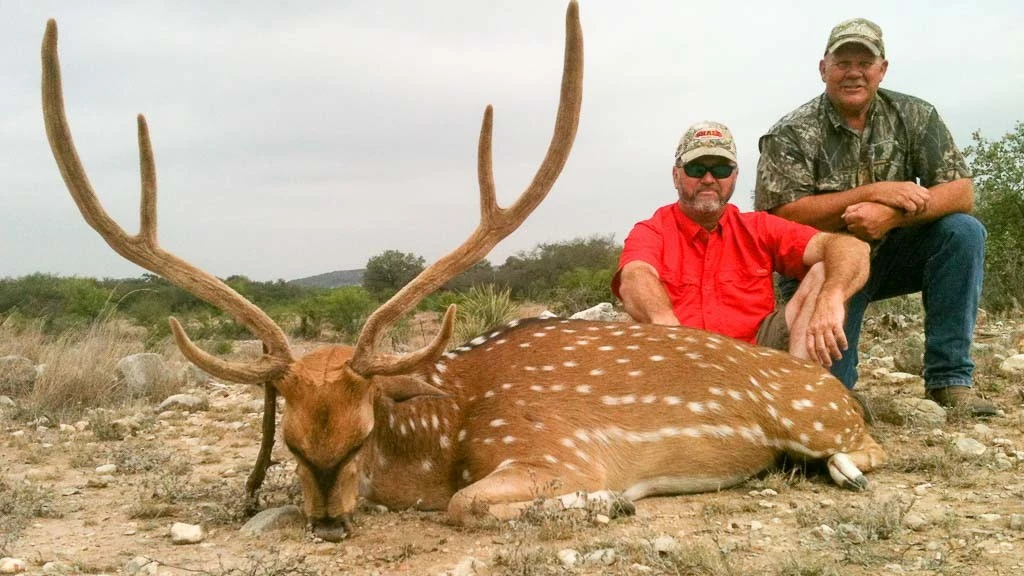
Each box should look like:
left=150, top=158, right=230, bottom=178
left=754, top=88, right=970, bottom=212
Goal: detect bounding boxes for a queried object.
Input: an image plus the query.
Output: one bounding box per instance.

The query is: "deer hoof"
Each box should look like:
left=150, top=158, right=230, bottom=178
left=827, top=453, right=869, bottom=491
left=311, top=515, right=353, bottom=542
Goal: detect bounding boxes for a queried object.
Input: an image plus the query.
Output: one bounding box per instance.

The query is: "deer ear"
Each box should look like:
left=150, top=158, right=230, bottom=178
left=377, top=374, right=447, bottom=403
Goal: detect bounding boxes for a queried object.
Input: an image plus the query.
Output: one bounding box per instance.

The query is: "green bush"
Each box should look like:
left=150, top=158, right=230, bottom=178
left=297, top=286, right=377, bottom=341
left=452, top=285, right=520, bottom=344
left=548, top=267, right=615, bottom=315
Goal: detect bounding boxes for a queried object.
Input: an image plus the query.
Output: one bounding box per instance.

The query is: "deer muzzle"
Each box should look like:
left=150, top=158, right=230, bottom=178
left=311, top=515, right=353, bottom=542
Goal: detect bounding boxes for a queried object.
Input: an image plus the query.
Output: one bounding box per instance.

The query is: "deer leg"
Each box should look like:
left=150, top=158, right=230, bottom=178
left=827, top=433, right=886, bottom=491
left=245, top=381, right=278, bottom=515
left=447, top=464, right=633, bottom=525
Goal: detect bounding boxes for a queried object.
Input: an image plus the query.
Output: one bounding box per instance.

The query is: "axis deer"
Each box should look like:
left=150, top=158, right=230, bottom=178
left=42, top=2, right=884, bottom=543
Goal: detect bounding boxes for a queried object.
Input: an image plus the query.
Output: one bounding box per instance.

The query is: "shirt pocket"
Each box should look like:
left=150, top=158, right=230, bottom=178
left=717, top=268, right=775, bottom=316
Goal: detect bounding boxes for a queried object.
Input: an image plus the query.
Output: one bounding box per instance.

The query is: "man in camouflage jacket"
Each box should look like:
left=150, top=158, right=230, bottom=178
left=754, top=18, right=995, bottom=416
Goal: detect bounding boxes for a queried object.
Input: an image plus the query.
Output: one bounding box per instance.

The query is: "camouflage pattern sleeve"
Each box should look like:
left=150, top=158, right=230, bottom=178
left=914, top=108, right=972, bottom=187
left=754, top=128, right=817, bottom=212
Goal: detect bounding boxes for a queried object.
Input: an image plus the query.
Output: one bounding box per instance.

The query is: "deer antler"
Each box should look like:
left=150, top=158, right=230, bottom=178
left=41, top=20, right=293, bottom=384
left=349, top=2, right=584, bottom=376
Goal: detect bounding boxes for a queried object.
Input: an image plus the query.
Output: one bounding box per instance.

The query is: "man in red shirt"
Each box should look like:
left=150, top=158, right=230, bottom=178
left=613, top=121, right=870, bottom=368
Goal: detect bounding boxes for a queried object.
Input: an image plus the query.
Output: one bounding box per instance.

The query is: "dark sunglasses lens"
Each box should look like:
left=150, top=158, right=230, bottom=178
left=709, top=165, right=735, bottom=178
left=683, top=163, right=734, bottom=178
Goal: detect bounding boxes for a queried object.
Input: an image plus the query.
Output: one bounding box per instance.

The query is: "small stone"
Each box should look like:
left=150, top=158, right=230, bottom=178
left=0, top=396, right=15, bottom=409
left=594, top=514, right=610, bottom=524
left=819, top=498, right=835, bottom=507
left=892, top=397, right=946, bottom=427
left=913, top=483, right=932, bottom=496
left=557, top=549, right=579, bottom=567
left=749, top=520, right=764, bottom=531
left=1009, top=514, right=1024, bottom=531
left=169, top=522, right=205, bottom=545
left=583, top=549, right=616, bottom=566
left=157, top=394, right=208, bottom=412
left=884, top=372, right=922, bottom=384
left=95, top=464, right=117, bottom=475
left=955, top=438, right=986, bottom=458
left=972, top=423, right=993, bottom=439
left=903, top=513, right=929, bottom=531
left=41, top=561, right=75, bottom=574
left=240, top=505, right=305, bottom=535
left=813, top=525, right=835, bottom=539
left=998, top=354, right=1024, bottom=375
left=979, top=513, right=1001, bottom=523
left=0, top=558, right=27, bottom=574
left=453, top=557, right=489, bottom=576
left=124, top=556, right=158, bottom=576
left=837, top=523, right=865, bottom=544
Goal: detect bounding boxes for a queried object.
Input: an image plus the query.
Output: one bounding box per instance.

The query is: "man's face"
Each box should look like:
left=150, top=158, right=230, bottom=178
left=672, top=156, right=737, bottom=218
left=819, top=43, right=888, bottom=116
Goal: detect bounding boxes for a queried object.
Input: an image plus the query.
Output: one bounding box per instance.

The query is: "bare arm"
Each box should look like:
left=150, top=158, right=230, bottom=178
left=799, top=232, right=870, bottom=365
left=616, top=261, right=681, bottom=326
left=771, top=180, right=933, bottom=232
left=842, top=178, right=974, bottom=240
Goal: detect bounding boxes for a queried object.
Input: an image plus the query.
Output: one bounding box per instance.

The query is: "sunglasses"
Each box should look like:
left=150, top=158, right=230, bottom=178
left=681, top=163, right=736, bottom=179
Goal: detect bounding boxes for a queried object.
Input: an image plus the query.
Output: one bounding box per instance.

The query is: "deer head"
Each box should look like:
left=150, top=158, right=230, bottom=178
left=42, top=3, right=582, bottom=541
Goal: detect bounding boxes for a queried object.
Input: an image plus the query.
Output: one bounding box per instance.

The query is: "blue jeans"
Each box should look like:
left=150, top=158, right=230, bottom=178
left=780, top=214, right=986, bottom=390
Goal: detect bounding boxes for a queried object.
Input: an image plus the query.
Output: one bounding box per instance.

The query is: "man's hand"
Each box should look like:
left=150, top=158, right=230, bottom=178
left=842, top=202, right=900, bottom=241
left=805, top=291, right=848, bottom=368
left=873, top=181, right=931, bottom=214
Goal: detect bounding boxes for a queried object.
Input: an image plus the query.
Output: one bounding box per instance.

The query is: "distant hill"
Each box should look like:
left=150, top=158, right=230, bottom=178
left=289, top=268, right=364, bottom=289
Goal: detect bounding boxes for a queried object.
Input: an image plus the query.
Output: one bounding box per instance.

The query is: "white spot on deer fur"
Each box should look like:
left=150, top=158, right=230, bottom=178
left=576, top=385, right=592, bottom=394
left=574, top=450, right=591, bottom=463
left=495, top=339, right=507, bottom=345
left=470, top=336, right=487, bottom=346
left=560, top=438, right=577, bottom=449
left=458, top=430, right=467, bottom=442
left=490, top=419, right=507, bottom=428
left=766, top=405, right=779, bottom=419
left=663, top=396, right=681, bottom=405
left=562, top=329, right=577, bottom=334
left=518, top=342, right=531, bottom=348
left=502, top=436, right=516, bottom=444
left=728, top=389, right=743, bottom=400
left=551, top=384, right=565, bottom=392
left=542, top=365, right=555, bottom=372
left=601, top=395, right=620, bottom=406
left=439, top=436, right=450, bottom=449
left=589, top=369, right=605, bottom=376
left=563, top=360, right=578, bottom=368
left=420, top=417, right=429, bottom=429
left=544, top=454, right=558, bottom=464
left=421, top=460, right=434, bottom=472
left=431, top=414, right=440, bottom=429
left=626, top=345, right=640, bottom=351
left=399, top=424, right=407, bottom=436
left=611, top=330, right=625, bottom=336
left=615, top=358, right=630, bottom=364
left=791, top=399, right=814, bottom=410
left=649, top=355, right=666, bottom=362
left=686, top=352, right=703, bottom=360
left=565, top=462, right=579, bottom=472
left=483, top=438, right=495, bottom=445
left=834, top=434, right=843, bottom=445
left=587, top=326, right=600, bottom=331
left=544, top=325, right=556, bottom=330
left=642, top=394, right=657, bottom=404
left=532, top=332, right=546, bottom=338
left=709, top=387, right=724, bottom=396
left=533, top=422, right=546, bottom=431
left=746, top=390, right=759, bottom=402
left=761, top=391, right=776, bottom=402
left=444, top=352, right=457, bottom=360
left=813, top=421, right=825, bottom=431
left=515, top=399, right=526, bottom=406
left=524, top=366, right=537, bottom=372
left=563, top=346, right=576, bottom=351
left=462, top=469, right=471, bottom=482
left=389, top=414, right=396, bottom=428
left=484, top=390, right=495, bottom=398
left=749, top=376, right=761, bottom=387
left=628, top=370, right=643, bottom=377
left=598, top=345, right=615, bottom=351
left=456, top=346, right=471, bottom=352
left=408, top=419, right=417, bottom=431
left=781, top=418, right=794, bottom=429
left=435, top=363, right=447, bottom=374
left=507, top=320, right=520, bottom=328
left=530, top=385, right=544, bottom=392
left=621, top=394, right=637, bottom=404
left=799, top=433, right=810, bottom=444
left=575, top=340, right=591, bottom=346
left=829, top=402, right=839, bottom=411
left=804, top=384, right=814, bottom=392
left=687, top=402, right=705, bottom=414
left=501, top=383, right=513, bottom=390
left=707, top=401, right=722, bottom=412
left=431, top=374, right=443, bottom=386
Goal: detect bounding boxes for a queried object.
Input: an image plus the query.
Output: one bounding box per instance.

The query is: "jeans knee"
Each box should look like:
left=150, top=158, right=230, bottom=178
left=935, top=213, right=987, bottom=251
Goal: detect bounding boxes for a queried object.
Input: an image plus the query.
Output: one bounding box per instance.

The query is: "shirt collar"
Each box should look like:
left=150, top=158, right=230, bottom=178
left=821, top=92, right=879, bottom=131
left=673, top=203, right=739, bottom=240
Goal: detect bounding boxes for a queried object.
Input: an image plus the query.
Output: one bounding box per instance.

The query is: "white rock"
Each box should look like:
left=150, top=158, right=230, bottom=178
left=570, top=302, right=626, bottom=322
left=903, top=513, right=929, bottom=531
left=157, top=394, right=208, bottom=412
left=169, top=522, right=205, bottom=545
left=0, top=558, right=27, bottom=574
left=240, top=505, right=304, bottom=535
left=452, top=557, right=489, bottom=576
left=95, top=464, right=117, bottom=475
left=913, top=483, right=932, bottom=496
left=998, top=354, right=1024, bottom=374
left=0, top=396, right=15, bottom=409
left=652, top=534, right=678, bottom=554
left=954, top=437, right=986, bottom=458
left=124, top=556, right=159, bottom=576
left=972, top=423, right=993, bottom=439
left=584, top=549, right=616, bottom=566
left=979, top=513, right=1002, bottom=523
left=892, top=397, right=947, bottom=427
left=557, top=549, right=579, bottom=567
left=884, top=372, right=922, bottom=384
left=1009, top=514, right=1024, bottom=531
left=813, top=525, right=835, bottom=539
left=41, top=561, right=75, bottom=574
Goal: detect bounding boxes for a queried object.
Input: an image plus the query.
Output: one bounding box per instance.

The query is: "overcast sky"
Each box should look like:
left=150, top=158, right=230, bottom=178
left=2, top=1, right=1021, bottom=282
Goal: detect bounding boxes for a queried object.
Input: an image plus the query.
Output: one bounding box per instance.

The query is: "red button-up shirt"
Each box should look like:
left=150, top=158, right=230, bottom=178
left=613, top=203, right=818, bottom=343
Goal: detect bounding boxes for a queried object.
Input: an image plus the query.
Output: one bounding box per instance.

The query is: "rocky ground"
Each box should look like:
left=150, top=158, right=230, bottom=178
left=1, top=308, right=1023, bottom=575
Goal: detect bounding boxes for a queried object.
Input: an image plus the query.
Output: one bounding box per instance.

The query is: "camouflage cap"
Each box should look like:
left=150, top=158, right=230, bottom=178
left=675, top=121, right=737, bottom=165
left=826, top=18, right=885, bottom=57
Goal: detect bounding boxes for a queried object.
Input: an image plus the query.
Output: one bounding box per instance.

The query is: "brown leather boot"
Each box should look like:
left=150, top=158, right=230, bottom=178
left=925, top=386, right=999, bottom=418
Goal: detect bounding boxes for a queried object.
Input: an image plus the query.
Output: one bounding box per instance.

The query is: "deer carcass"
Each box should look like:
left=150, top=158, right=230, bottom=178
left=41, top=2, right=884, bottom=542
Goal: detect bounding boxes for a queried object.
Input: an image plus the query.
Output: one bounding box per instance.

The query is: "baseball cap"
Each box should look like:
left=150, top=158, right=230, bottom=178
left=826, top=18, right=885, bottom=57
left=675, top=121, right=737, bottom=165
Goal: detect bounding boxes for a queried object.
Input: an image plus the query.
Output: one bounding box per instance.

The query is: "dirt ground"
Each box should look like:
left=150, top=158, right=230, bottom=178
left=2, top=315, right=1024, bottom=575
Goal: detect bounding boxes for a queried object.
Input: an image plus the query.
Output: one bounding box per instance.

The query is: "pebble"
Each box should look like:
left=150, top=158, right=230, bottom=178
left=169, top=522, right=205, bottom=545
left=652, top=535, right=678, bottom=554
left=95, top=464, right=117, bottom=475
left=955, top=438, right=987, bottom=458
left=584, top=549, right=616, bottom=566
left=557, top=549, right=579, bottom=567
left=913, top=483, right=932, bottom=496
left=903, top=513, right=929, bottom=531
left=979, top=513, right=1002, bottom=523
left=1009, top=514, right=1024, bottom=531
left=813, top=525, right=835, bottom=539
left=0, top=558, right=27, bottom=574
left=452, top=557, right=489, bottom=576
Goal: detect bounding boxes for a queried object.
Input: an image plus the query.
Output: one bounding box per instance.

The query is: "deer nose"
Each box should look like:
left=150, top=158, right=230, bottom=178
left=311, top=515, right=353, bottom=542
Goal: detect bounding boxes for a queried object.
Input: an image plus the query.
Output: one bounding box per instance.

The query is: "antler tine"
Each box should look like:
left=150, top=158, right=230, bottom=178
left=350, top=1, right=583, bottom=376
left=41, top=19, right=293, bottom=383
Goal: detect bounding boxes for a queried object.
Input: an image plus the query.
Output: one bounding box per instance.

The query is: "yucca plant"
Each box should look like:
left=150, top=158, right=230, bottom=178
left=452, top=284, right=520, bottom=345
